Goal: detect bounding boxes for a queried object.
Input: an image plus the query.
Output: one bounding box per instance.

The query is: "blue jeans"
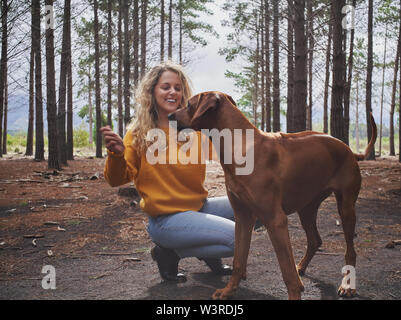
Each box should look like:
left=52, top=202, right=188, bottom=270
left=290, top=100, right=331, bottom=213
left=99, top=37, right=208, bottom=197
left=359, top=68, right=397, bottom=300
left=147, top=196, right=235, bottom=259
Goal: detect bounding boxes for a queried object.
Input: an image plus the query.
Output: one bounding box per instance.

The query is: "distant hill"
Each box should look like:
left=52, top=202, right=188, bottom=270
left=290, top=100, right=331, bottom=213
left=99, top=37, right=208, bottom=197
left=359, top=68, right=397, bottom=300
left=6, top=95, right=84, bottom=134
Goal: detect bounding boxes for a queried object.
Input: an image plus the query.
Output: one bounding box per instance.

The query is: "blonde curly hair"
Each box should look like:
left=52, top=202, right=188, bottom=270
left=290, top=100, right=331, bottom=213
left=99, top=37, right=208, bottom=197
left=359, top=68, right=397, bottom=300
left=128, top=61, right=193, bottom=154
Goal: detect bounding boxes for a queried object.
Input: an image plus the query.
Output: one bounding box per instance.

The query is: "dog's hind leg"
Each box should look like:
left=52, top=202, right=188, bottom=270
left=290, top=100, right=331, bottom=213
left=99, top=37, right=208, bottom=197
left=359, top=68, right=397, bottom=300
left=335, top=189, right=358, bottom=297
left=296, top=190, right=332, bottom=275
left=296, top=200, right=323, bottom=276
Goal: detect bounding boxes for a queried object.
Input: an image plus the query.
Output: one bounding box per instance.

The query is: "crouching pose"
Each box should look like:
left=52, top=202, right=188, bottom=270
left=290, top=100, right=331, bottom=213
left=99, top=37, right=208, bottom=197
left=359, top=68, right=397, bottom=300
left=101, top=61, right=234, bottom=282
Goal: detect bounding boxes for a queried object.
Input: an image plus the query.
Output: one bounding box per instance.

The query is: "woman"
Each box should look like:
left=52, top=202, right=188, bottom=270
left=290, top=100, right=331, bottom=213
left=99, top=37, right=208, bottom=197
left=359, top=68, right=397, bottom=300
left=101, top=61, right=234, bottom=282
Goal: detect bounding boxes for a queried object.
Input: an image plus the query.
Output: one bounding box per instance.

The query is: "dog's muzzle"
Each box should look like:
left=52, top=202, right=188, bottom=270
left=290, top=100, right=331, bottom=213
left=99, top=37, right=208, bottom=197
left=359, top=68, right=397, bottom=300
left=168, top=112, right=188, bottom=131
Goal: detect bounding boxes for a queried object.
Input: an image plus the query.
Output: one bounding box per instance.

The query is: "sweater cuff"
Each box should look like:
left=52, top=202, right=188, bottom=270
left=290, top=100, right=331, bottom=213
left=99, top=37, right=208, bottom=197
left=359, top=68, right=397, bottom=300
left=107, top=150, right=125, bottom=158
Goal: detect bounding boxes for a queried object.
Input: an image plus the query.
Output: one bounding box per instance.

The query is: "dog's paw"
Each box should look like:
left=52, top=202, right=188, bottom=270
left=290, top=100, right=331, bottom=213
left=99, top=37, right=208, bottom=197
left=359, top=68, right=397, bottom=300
left=337, top=285, right=356, bottom=298
left=212, top=288, right=231, bottom=300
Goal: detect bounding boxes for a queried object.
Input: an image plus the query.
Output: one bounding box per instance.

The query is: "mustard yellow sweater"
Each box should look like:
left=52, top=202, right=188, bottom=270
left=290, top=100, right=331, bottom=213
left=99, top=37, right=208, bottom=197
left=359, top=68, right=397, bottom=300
left=104, top=128, right=213, bottom=217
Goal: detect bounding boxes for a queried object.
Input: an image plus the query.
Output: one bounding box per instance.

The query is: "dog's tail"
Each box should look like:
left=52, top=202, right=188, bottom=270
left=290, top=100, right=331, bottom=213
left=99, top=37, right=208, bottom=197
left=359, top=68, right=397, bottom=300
left=354, top=113, right=377, bottom=161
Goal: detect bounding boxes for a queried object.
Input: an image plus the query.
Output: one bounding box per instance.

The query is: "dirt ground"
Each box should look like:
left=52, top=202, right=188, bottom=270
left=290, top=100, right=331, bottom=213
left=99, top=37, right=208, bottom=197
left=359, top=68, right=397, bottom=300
left=0, top=153, right=400, bottom=300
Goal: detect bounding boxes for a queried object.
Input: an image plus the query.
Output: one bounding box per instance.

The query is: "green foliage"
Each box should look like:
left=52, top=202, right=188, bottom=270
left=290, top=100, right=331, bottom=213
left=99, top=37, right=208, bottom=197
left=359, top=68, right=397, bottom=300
left=73, top=123, right=90, bottom=148
left=7, top=132, right=27, bottom=148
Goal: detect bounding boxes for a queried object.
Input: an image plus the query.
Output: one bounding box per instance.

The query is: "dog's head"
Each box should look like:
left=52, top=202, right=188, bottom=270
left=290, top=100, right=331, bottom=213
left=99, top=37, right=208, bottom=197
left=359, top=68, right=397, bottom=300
left=168, top=91, right=229, bottom=131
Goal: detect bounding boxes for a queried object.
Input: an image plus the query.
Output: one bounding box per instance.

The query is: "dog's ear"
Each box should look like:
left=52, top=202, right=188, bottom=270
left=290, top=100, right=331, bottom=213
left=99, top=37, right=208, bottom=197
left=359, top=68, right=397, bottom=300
left=191, top=92, right=221, bottom=124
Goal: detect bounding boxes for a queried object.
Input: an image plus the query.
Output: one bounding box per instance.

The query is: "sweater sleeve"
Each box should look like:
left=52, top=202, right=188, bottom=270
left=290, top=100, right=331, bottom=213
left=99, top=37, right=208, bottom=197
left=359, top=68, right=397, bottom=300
left=103, top=130, right=140, bottom=187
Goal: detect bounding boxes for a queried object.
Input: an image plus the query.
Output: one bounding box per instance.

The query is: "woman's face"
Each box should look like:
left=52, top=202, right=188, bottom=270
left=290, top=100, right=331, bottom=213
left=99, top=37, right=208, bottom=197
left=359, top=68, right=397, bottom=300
left=153, top=70, right=183, bottom=119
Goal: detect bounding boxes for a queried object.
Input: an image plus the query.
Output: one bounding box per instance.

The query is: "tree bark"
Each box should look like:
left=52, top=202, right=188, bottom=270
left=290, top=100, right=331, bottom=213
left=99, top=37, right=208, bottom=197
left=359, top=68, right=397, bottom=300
left=179, top=0, right=183, bottom=64
left=323, top=10, right=332, bottom=134
left=33, top=0, right=44, bottom=161
left=140, top=0, right=148, bottom=78
left=123, top=0, right=131, bottom=132
left=57, top=0, right=69, bottom=166
left=390, top=12, right=401, bottom=156
left=107, top=0, right=113, bottom=127
left=45, top=0, right=60, bottom=170
left=260, top=0, right=265, bottom=132
left=161, top=0, right=165, bottom=62
left=306, top=0, right=313, bottom=131
left=133, top=0, right=139, bottom=86
left=330, top=0, right=345, bottom=142
left=379, top=24, right=388, bottom=157
left=2, top=66, right=7, bottom=155
left=66, top=1, right=73, bottom=161
left=168, top=0, right=173, bottom=60
left=26, top=38, right=34, bottom=156
left=272, top=0, right=280, bottom=132
left=343, top=0, right=355, bottom=145
left=94, top=0, right=102, bottom=158
left=365, top=0, right=375, bottom=159
left=293, top=0, right=307, bottom=132
left=287, top=0, right=294, bottom=133
left=264, top=0, right=272, bottom=132
left=0, top=0, right=7, bottom=157
left=118, top=0, right=124, bottom=137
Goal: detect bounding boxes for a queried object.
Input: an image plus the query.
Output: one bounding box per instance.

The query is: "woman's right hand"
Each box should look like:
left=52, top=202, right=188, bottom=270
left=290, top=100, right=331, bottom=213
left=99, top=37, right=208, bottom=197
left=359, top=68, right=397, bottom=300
left=100, top=126, right=125, bottom=154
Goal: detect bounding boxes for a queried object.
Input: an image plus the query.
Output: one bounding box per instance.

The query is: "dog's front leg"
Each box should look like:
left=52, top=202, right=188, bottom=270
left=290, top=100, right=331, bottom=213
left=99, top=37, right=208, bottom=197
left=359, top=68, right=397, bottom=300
left=212, top=210, right=255, bottom=300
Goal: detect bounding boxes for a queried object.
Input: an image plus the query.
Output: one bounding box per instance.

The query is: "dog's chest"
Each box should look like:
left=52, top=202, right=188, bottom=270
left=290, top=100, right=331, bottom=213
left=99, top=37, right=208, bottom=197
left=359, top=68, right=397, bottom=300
left=225, top=175, right=255, bottom=205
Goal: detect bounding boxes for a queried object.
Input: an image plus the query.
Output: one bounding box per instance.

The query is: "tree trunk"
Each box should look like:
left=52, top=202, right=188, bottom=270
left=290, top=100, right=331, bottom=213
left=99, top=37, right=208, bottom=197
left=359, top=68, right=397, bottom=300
left=94, top=0, right=102, bottom=158
left=58, top=0, right=69, bottom=166
left=161, top=0, right=165, bottom=62
left=272, top=0, right=280, bottom=132
left=179, top=0, right=183, bottom=64
left=133, top=0, right=139, bottom=86
left=123, top=0, right=131, bottom=132
left=264, top=0, right=272, bottom=132
left=2, top=67, right=7, bottom=155
left=88, top=73, right=93, bottom=146
left=260, top=0, right=265, bottom=132
left=306, top=0, right=313, bottom=131
left=287, top=0, right=294, bottom=133
left=253, top=20, right=259, bottom=128
left=379, top=24, right=388, bottom=157
left=323, top=10, right=332, bottom=134
left=33, top=0, right=44, bottom=161
left=343, top=0, right=355, bottom=145
left=26, top=43, right=34, bottom=156
left=390, top=13, right=401, bottom=156
left=107, top=0, right=112, bottom=127
left=355, top=77, right=360, bottom=153
left=118, top=0, right=124, bottom=137
left=140, top=0, right=148, bottom=78
left=293, top=0, right=307, bottom=132
left=365, top=0, right=375, bottom=159
left=168, top=0, right=173, bottom=60
left=0, top=0, right=7, bottom=157
left=45, top=0, right=60, bottom=170
left=330, top=0, right=345, bottom=142
left=66, top=1, right=73, bottom=161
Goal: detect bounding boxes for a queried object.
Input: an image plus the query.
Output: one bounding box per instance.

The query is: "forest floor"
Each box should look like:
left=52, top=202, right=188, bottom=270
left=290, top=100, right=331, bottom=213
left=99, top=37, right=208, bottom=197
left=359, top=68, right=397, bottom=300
left=0, top=153, right=400, bottom=300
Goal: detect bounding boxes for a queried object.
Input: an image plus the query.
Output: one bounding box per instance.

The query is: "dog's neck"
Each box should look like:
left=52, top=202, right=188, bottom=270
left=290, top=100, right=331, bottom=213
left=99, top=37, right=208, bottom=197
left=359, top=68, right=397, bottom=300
left=207, top=99, right=261, bottom=177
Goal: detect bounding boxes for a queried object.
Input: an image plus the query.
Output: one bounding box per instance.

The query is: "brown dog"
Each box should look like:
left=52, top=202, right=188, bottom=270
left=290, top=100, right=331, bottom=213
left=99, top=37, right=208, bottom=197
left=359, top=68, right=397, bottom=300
left=168, top=91, right=377, bottom=300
